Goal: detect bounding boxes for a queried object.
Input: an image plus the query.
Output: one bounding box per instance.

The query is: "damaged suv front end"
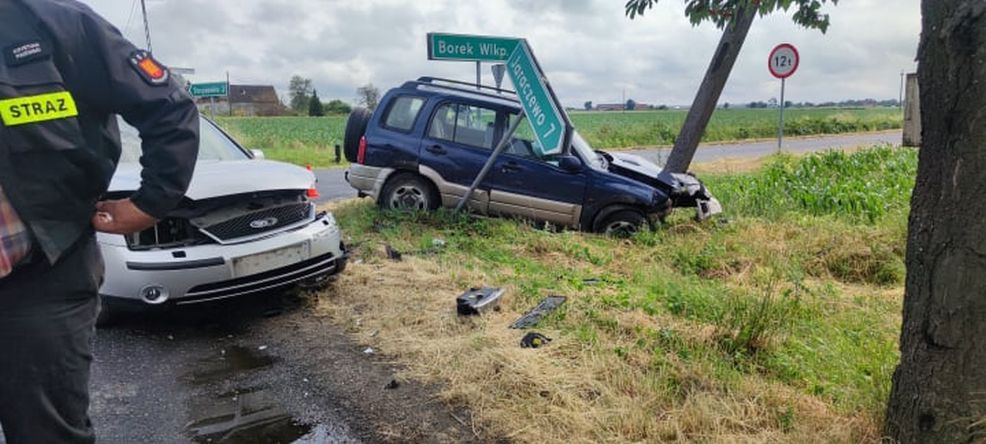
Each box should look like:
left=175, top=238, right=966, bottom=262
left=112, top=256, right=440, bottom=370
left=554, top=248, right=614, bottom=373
left=602, top=151, right=723, bottom=222
left=98, top=119, right=346, bottom=316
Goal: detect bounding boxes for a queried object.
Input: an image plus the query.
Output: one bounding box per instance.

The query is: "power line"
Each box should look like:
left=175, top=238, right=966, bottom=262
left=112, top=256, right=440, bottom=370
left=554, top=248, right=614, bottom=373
left=140, top=0, right=152, bottom=53
left=123, top=0, right=138, bottom=35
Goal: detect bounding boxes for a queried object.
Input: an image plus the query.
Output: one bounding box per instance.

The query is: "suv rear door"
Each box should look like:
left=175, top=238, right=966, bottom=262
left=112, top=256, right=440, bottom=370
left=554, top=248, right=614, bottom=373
left=419, top=100, right=501, bottom=212
left=487, top=112, right=588, bottom=227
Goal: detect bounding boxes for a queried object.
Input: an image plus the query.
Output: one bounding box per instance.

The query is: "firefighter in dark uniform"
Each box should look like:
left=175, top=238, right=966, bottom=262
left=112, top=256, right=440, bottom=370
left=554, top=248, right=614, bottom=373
left=0, top=0, right=199, bottom=442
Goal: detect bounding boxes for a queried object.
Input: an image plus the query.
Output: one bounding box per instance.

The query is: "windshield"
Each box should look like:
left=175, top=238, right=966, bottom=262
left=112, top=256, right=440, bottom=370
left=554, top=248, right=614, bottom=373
left=505, top=113, right=605, bottom=170
left=571, top=131, right=605, bottom=170
left=118, top=117, right=249, bottom=163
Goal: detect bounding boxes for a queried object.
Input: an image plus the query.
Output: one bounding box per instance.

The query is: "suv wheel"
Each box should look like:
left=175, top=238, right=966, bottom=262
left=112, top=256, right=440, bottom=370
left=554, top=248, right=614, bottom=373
left=594, top=209, right=647, bottom=238
left=343, top=107, right=373, bottom=162
left=380, top=173, right=438, bottom=211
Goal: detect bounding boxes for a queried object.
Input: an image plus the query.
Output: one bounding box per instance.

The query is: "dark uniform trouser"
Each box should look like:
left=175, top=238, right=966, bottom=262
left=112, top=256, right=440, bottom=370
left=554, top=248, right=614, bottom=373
left=0, top=236, right=102, bottom=444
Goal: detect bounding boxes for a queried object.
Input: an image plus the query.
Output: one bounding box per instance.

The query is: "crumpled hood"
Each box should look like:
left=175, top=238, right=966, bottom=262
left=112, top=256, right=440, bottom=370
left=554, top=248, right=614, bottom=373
left=607, top=152, right=664, bottom=179
left=603, top=150, right=718, bottom=210
left=109, top=159, right=315, bottom=201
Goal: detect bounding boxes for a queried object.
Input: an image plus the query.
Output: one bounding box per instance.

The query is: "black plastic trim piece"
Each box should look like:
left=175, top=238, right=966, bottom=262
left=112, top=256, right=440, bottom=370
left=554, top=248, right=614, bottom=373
left=126, top=257, right=225, bottom=271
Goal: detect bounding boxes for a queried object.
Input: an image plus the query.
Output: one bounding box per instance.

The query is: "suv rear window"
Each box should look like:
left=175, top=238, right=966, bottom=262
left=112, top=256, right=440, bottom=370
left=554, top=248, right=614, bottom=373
left=382, top=96, right=424, bottom=132
left=427, top=103, right=497, bottom=149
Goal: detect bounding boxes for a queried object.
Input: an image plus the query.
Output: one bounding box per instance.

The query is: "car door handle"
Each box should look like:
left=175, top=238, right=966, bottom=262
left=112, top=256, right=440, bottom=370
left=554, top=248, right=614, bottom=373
left=501, top=161, right=521, bottom=173
left=426, top=145, right=447, bottom=155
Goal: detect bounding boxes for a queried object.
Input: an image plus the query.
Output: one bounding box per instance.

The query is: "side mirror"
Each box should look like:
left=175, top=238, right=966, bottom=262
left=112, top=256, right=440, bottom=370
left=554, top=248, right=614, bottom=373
left=250, top=149, right=265, bottom=160
left=558, top=155, right=583, bottom=172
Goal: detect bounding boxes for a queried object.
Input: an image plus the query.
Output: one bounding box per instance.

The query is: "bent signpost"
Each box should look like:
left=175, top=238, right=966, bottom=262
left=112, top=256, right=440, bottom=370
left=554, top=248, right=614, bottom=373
left=506, top=42, right=567, bottom=156
left=428, top=33, right=574, bottom=210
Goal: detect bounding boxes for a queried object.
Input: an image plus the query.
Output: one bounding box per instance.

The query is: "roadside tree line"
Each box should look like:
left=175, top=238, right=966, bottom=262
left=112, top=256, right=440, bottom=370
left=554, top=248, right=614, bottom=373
left=287, top=75, right=380, bottom=116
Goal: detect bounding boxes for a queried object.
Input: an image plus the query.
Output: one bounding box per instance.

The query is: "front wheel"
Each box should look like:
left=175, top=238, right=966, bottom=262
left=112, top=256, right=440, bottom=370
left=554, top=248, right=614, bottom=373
left=379, top=173, right=439, bottom=211
left=594, top=209, right=648, bottom=238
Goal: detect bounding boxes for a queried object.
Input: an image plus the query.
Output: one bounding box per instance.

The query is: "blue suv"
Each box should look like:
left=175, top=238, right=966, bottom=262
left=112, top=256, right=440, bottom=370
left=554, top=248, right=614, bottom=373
left=344, top=77, right=721, bottom=235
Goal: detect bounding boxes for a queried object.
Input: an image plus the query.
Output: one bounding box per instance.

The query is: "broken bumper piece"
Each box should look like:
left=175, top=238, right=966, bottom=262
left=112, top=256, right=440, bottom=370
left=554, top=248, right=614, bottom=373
left=696, top=197, right=723, bottom=221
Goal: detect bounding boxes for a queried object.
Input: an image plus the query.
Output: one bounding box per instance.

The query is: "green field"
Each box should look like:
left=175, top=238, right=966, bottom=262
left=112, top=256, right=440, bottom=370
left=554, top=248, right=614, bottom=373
left=215, top=107, right=902, bottom=168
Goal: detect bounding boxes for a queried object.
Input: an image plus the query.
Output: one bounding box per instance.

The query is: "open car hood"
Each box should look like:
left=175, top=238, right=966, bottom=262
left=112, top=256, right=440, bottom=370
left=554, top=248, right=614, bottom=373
left=109, top=159, right=315, bottom=201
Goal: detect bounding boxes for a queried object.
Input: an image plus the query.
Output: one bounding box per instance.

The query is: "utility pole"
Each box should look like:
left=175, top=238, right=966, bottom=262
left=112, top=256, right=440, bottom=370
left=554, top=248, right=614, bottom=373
left=899, top=70, right=905, bottom=108
left=140, top=0, right=152, bottom=53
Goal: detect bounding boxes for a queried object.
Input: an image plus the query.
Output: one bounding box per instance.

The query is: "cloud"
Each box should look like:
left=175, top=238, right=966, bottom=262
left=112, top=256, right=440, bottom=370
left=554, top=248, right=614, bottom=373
left=81, top=0, right=919, bottom=107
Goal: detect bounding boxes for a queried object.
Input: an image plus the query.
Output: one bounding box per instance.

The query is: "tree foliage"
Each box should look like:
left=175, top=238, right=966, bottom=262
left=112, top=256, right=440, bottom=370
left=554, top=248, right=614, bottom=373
left=625, top=0, right=838, bottom=32
left=584, top=100, right=593, bottom=110
left=289, top=75, right=313, bottom=113
left=324, top=99, right=352, bottom=114
left=356, top=83, right=381, bottom=110
left=308, top=89, right=324, bottom=117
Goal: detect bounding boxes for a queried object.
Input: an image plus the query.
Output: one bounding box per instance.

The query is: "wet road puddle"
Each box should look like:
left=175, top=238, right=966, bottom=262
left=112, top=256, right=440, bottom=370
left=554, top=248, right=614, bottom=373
left=184, top=345, right=331, bottom=443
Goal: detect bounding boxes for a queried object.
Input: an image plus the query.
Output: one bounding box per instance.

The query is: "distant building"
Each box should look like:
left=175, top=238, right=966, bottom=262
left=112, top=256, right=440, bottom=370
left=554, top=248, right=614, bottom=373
left=595, top=103, right=655, bottom=111
left=195, top=84, right=289, bottom=116
left=595, top=103, right=625, bottom=111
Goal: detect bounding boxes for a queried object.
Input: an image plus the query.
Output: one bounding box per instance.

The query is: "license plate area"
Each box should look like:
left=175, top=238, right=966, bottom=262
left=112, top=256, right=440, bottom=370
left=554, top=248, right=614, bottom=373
left=233, top=242, right=310, bottom=277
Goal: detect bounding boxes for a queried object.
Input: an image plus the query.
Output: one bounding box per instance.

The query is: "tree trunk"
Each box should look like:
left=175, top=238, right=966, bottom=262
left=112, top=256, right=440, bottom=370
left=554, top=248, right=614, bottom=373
left=663, top=7, right=756, bottom=173
left=885, top=2, right=986, bottom=442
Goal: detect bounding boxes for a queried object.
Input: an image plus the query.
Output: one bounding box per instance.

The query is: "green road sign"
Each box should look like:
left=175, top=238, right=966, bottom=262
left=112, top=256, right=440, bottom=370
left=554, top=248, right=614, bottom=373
left=189, top=82, right=228, bottom=98
left=427, top=33, right=519, bottom=62
left=506, top=42, right=567, bottom=156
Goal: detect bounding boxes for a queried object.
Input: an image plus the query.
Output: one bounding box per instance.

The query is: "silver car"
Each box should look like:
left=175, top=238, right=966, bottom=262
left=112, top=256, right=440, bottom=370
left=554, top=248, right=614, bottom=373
left=97, top=118, right=346, bottom=322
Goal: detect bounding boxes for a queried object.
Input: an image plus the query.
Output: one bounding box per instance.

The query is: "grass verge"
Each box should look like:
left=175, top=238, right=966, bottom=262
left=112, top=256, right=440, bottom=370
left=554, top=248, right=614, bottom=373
left=315, top=147, right=914, bottom=442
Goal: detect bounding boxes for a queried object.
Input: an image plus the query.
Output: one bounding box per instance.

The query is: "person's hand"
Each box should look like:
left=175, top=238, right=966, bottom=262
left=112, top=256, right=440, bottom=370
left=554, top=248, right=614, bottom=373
left=92, top=199, right=158, bottom=234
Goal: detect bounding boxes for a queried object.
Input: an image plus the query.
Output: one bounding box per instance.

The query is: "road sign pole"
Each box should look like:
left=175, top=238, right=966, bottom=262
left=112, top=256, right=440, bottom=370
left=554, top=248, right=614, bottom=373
left=476, top=61, right=481, bottom=90
left=768, top=43, right=798, bottom=152
left=227, top=71, right=232, bottom=116
left=209, top=96, right=216, bottom=119
left=456, top=110, right=526, bottom=211
left=777, top=78, right=785, bottom=151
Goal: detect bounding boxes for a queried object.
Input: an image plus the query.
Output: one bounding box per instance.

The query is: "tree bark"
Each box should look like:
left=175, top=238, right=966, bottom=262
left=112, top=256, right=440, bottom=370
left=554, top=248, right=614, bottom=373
left=885, top=1, right=986, bottom=442
left=663, top=7, right=756, bottom=173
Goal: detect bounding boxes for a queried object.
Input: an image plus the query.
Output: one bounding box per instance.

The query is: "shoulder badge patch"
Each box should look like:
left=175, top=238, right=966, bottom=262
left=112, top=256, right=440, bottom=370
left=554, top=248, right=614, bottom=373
left=128, top=50, right=169, bottom=86
left=5, top=40, right=50, bottom=67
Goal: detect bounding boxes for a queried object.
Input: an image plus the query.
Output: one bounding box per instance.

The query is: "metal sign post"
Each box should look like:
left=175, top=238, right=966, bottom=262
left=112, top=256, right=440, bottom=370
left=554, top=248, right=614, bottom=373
left=768, top=43, right=799, bottom=151
left=456, top=111, right=526, bottom=211
left=475, top=61, right=481, bottom=90
left=778, top=78, right=785, bottom=151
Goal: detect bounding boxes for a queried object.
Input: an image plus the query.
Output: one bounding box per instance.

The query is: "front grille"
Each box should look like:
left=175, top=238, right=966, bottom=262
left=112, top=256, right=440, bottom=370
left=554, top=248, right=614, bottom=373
left=199, top=203, right=313, bottom=242
left=126, top=217, right=211, bottom=250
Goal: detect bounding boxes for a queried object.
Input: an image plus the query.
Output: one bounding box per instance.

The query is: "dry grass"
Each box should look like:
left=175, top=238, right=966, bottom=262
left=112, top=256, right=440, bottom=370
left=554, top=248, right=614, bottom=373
left=690, top=157, right=769, bottom=175
left=315, top=243, right=885, bottom=443
left=312, top=147, right=911, bottom=442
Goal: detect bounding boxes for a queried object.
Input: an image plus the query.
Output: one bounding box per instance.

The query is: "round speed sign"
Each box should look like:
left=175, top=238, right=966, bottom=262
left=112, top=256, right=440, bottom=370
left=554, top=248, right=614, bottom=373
left=768, top=43, right=799, bottom=79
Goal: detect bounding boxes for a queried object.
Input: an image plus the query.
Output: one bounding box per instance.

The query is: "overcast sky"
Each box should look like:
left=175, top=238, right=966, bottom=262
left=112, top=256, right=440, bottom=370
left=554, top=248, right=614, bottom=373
left=80, top=0, right=920, bottom=107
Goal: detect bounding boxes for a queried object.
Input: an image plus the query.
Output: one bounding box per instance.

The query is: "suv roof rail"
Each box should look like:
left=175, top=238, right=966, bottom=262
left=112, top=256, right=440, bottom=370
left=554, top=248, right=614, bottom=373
left=410, top=76, right=518, bottom=100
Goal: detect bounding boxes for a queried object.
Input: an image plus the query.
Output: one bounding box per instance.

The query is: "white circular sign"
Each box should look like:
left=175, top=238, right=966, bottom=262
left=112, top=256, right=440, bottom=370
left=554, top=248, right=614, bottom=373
left=769, top=43, right=799, bottom=79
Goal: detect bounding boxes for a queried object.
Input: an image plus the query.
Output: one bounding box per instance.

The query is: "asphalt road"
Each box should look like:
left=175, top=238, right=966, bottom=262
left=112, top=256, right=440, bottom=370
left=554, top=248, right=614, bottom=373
left=312, top=130, right=902, bottom=203
left=86, top=290, right=476, bottom=444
